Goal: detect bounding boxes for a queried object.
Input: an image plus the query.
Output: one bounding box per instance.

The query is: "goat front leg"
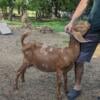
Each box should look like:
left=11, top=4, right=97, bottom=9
left=21, top=63, right=31, bottom=82
left=63, top=71, right=68, bottom=94
left=56, top=68, right=63, bottom=100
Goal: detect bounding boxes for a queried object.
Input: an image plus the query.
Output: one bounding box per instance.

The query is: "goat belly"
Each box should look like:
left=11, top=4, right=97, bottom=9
left=34, top=63, right=56, bottom=72
left=32, top=48, right=60, bottom=72
left=33, top=56, right=58, bottom=72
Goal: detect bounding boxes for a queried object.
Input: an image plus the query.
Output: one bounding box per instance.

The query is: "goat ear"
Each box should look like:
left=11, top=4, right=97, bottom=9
left=71, top=32, right=88, bottom=43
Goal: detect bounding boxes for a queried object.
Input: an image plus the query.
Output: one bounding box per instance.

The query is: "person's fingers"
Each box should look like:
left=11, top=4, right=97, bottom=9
left=69, top=26, right=73, bottom=32
left=65, top=25, right=70, bottom=33
left=64, top=22, right=74, bottom=33
left=65, top=26, right=72, bottom=33
left=68, top=27, right=72, bottom=33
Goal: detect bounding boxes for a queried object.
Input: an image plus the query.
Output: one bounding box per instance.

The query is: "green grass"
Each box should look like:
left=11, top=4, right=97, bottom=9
left=1, top=19, right=22, bottom=27
left=32, top=19, right=69, bottom=32
left=2, top=18, right=69, bottom=32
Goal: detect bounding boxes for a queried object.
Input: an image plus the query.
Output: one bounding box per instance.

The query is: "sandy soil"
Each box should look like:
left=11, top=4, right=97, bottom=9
left=0, top=27, right=100, bottom=100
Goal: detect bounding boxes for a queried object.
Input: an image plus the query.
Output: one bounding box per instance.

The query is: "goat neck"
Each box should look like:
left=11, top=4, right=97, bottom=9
left=68, top=35, right=80, bottom=59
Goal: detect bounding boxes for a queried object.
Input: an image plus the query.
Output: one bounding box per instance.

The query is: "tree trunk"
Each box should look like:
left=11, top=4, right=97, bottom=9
left=18, top=6, right=21, bottom=15
left=1, top=7, right=8, bottom=19
left=51, top=0, right=59, bottom=19
left=36, top=10, right=42, bottom=20
left=51, top=7, right=57, bottom=19
left=8, top=7, right=14, bottom=21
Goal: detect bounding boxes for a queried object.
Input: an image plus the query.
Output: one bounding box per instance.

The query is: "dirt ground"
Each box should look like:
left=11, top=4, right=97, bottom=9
left=0, top=27, right=100, bottom=100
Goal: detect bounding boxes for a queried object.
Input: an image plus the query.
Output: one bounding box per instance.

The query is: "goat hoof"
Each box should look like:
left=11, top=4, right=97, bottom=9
left=13, top=84, right=19, bottom=90
left=13, top=86, right=18, bottom=90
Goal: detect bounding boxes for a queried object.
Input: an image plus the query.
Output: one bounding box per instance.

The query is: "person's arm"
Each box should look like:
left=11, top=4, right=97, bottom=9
left=65, top=0, right=90, bottom=32
left=71, top=0, right=90, bottom=23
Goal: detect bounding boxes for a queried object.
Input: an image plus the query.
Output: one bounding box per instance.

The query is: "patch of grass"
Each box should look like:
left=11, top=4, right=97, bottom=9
left=2, top=18, right=69, bottom=32
left=32, top=18, right=69, bottom=32
left=1, top=19, right=22, bottom=27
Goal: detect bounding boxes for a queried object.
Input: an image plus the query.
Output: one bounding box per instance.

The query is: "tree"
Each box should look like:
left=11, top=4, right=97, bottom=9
left=0, top=0, right=8, bottom=19
left=7, top=0, right=15, bottom=20
left=15, top=0, right=30, bottom=16
left=0, top=0, right=93, bottom=20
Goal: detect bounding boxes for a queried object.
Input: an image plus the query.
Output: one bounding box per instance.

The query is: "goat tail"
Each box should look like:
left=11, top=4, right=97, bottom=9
left=21, top=32, right=30, bottom=46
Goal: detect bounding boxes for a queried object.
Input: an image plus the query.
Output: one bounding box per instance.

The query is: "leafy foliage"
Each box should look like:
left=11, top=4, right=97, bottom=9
left=0, top=0, right=93, bottom=20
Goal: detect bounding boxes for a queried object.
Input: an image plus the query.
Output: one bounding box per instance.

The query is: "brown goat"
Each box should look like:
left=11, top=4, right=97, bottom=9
left=14, top=21, right=90, bottom=100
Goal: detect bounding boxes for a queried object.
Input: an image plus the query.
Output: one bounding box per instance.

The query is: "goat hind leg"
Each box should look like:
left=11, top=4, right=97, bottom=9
left=14, top=63, right=28, bottom=90
left=21, top=64, right=32, bottom=82
left=21, top=67, right=26, bottom=82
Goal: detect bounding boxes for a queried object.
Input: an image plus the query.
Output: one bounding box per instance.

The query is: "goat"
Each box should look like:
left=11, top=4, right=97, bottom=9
left=14, top=21, right=90, bottom=100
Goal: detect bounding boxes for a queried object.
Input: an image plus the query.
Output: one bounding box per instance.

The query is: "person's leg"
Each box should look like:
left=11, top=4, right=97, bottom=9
left=74, top=62, right=84, bottom=91
left=67, top=41, right=98, bottom=100
left=97, top=96, right=100, bottom=100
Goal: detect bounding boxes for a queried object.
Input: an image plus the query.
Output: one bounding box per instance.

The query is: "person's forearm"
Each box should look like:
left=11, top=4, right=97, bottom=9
left=71, top=0, right=89, bottom=23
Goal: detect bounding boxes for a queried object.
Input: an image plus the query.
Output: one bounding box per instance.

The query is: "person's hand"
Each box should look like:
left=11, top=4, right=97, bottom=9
left=64, top=21, right=74, bottom=33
